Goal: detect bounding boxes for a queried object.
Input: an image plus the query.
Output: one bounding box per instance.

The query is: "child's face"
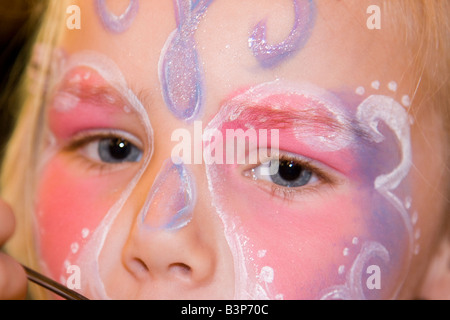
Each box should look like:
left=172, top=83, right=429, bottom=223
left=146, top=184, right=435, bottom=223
left=34, top=0, right=446, bottom=299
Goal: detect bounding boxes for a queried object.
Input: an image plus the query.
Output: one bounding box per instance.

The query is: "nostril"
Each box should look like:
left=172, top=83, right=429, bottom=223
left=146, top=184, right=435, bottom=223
left=168, top=263, right=192, bottom=280
left=130, top=258, right=150, bottom=275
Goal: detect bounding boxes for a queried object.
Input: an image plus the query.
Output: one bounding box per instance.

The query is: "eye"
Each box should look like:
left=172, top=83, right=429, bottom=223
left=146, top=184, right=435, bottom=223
left=251, top=156, right=319, bottom=188
left=76, top=132, right=143, bottom=164
left=243, top=149, right=342, bottom=200
left=97, top=137, right=142, bottom=163
left=270, top=158, right=318, bottom=187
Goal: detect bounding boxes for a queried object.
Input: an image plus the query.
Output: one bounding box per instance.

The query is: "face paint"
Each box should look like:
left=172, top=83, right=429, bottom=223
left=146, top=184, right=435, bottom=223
left=320, top=86, right=417, bottom=299
left=249, top=0, right=316, bottom=68
left=139, top=158, right=196, bottom=231
left=35, top=51, right=154, bottom=299
left=320, top=241, right=390, bottom=300
left=95, top=0, right=139, bottom=33
left=204, top=81, right=359, bottom=299
left=159, top=0, right=215, bottom=121
left=204, top=80, right=415, bottom=299
left=357, top=94, right=414, bottom=245
left=207, top=80, right=356, bottom=154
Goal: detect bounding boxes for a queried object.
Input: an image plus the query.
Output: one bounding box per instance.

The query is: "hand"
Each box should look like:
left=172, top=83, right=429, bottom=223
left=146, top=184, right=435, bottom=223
left=0, top=200, right=27, bottom=299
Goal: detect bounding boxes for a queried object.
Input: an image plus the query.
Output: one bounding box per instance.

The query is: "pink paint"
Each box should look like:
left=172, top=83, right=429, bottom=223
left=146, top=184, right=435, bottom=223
left=205, top=117, right=367, bottom=298
left=218, top=106, right=357, bottom=175
left=35, top=156, right=135, bottom=282
left=36, top=65, right=148, bottom=289
left=48, top=67, right=143, bottom=141
left=205, top=81, right=412, bottom=299
left=35, top=66, right=413, bottom=299
left=216, top=174, right=370, bottom=299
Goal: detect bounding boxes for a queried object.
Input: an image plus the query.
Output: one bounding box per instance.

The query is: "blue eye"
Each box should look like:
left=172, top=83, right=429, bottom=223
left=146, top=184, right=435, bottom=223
left=270, top=159, right=313, bottom=188
left=249, top=156, right=319, bottom=188
left=98, top=137, right=142, bottom=163
left=79, top=134, right=143, bottom=164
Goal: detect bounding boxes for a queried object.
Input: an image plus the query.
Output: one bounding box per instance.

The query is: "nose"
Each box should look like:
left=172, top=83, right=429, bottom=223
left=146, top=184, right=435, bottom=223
left=140, top=158, right=196, bottom=230
left=122, top=159, right=216, bottom=286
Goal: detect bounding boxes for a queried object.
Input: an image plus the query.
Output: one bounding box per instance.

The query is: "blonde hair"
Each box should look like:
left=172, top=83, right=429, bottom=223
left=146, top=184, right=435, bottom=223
left=1, top=0, right=449, bottom=299
left=391, top=0, right=450, bottom=138
left=1, top=0, right=68, bottom=299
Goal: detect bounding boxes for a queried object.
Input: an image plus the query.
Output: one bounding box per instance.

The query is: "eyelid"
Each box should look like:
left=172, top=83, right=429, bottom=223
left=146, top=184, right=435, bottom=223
left=246, top=148, right=337, bottom=184
left=243, top=149, right=344, bottom=201
left=64, top=129, right=144, bottom=152
left=62, top=129, right=145, bottom=172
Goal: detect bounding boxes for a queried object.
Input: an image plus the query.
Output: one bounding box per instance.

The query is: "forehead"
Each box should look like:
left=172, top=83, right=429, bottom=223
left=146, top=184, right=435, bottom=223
left=61, top=0, right=408, bottom=115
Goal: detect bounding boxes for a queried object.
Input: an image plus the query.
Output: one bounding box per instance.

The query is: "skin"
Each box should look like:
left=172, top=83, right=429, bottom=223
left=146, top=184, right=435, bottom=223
left=0, top=0, right=448, bottom=299
left=0, top=200, right=27, bottom=300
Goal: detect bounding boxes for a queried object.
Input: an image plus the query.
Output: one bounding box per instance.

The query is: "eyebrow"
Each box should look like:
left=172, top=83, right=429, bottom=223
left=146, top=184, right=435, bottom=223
left=226, top=102, right=370, bottom=142
left=213, top=89, right=374, bottom=154
left=51, top=61, right=153, bottom=116
left=237, top=104, right=348, bottom=131
left=55, top=82, right=129, bottom=108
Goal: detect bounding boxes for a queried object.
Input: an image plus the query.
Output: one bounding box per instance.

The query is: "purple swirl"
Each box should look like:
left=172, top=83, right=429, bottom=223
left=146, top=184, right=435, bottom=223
left=95, top=0, right=139, bottom=33
left=159, top=0, right=215, bottom=121
left=249, top=0, right=316, bottom=68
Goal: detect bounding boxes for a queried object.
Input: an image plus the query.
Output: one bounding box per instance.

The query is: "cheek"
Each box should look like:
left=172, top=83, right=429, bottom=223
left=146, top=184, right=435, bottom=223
left=213, top=167, right=367, bottom=299
left=35, top=156, right=123, bottom=282
left=208, top=162, right=411, bottom=300
left=249, top=197, right=363, bottom=297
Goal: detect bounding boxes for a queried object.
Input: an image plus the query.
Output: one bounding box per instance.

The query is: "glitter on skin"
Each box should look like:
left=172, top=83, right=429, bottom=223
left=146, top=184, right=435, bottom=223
left=248, top=0, right=316, bottom=68
left=159, top=0, right=215, bottom=121
left=95, top=0, right=139, bottom=33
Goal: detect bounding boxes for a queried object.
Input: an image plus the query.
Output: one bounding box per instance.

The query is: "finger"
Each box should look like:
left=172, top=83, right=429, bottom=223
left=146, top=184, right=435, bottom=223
left=0, top=252, right=27, bottom=300
left=0, top=200, right=15, bottom=246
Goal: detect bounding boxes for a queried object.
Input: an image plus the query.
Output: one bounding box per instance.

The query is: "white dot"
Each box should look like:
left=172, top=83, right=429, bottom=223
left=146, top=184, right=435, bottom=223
left=83, top=71, right=91, bottom=80
left=343, top=248, right=350, bottom=256
left=338, top=265, right=345, bottom=275
left=412, top=211, right=419, bottom=225
left=257, top=250, right=267, bottom=258
left=275, top=294, right=284, bottom=300
left=388, top=81, right=398, bottom=92
left=404, top=196, right=412, bottom=209
left=259, top=266, right=274, bottom=283
left=53, top=92, right=80, bottom=112
left=71, top=242, right=79, bottom=254
left=103, top=94, right=116, bottom=104
left=402, top=95, right=411, bottom=107
left=371, top=80, right=380, bottom=90
left=352, top=237, right=359, bottom=245
left=355, top=86, right=365, bottom=96
left=69, top=74, right=81, bottom=84
left=63, top=259, right=71, bottom=269
left=81, top=228, right=90, bottom=239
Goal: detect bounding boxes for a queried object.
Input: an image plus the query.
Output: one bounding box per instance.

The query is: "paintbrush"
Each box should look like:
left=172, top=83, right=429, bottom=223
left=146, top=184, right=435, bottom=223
left=22, top=264, right=89, bottom=300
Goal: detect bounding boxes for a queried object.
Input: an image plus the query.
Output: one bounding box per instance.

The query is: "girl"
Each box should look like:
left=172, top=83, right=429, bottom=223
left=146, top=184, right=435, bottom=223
left=0, top=0, right=449, bottom=299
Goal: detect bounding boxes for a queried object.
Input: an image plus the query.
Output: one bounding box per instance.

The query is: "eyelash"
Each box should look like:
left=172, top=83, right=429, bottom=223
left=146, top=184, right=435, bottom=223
left=246, top=152, right=336, bottom=202
left=61, top=132, right=337, bottom=199
left=62, top=130, right=143, bottom=172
